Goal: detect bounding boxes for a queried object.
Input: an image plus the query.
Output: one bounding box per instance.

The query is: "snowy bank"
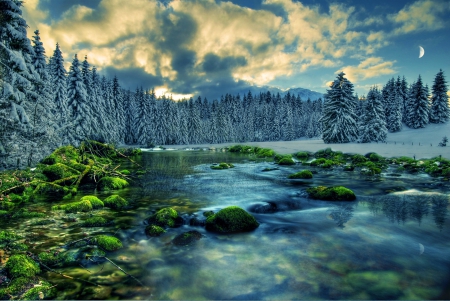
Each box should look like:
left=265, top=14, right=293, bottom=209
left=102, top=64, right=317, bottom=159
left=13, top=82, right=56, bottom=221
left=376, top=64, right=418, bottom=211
left=162, top=123, right=450, bottom=159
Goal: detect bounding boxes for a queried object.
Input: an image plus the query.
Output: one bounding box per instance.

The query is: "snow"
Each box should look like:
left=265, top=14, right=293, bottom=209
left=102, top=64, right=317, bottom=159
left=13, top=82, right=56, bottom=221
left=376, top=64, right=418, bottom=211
left=161, top=122, right=450, bottom=159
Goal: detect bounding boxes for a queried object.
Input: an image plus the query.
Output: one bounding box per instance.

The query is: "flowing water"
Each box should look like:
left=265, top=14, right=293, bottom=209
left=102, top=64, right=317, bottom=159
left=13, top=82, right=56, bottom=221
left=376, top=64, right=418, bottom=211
left=2, top=150, right=450, bottom=300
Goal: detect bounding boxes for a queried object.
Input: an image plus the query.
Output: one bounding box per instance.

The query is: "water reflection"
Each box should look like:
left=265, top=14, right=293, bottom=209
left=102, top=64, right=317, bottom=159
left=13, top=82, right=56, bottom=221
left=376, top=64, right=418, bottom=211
left=328, top=204, right=355, bottom=229
left=365, top=194, right=448, bottom=229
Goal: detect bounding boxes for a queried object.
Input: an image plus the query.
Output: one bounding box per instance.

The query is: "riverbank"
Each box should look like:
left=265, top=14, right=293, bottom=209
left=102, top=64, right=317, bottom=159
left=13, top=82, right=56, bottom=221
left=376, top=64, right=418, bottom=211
left=161, top=123, right=450, bottom=159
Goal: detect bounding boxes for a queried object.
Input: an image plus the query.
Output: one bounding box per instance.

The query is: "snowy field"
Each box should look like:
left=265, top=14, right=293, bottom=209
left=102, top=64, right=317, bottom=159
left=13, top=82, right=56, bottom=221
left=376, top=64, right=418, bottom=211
left=161, top=122, right=450, bottom=159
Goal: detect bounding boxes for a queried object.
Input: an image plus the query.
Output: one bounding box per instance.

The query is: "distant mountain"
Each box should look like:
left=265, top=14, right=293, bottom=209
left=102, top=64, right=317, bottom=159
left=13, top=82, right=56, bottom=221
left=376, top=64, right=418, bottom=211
left=236, top=85, right=324, bottom=101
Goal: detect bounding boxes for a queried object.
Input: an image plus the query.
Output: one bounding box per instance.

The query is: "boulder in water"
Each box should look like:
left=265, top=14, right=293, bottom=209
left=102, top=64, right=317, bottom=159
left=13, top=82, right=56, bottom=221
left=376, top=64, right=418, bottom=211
left=205, top=206, right=259, bottom=233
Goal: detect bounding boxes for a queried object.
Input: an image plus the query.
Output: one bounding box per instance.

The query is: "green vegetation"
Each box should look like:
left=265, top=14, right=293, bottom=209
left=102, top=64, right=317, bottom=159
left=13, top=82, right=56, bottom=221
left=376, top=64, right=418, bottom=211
left=146, top=207, right=181, bottom=228
left=310, top=158, right=338, bottom=168
left=95, top=235, right=123, bottom=251
left=205, top=206, right=259, bottom=233
left=80, top=195, right=104, bottom=209
left=275, top=154, right=296, bottom=165
left=103, top=195, right=128, bottom=209
left=0, top=230, right=22, bottom=244
left=52, top=199, right=93, bottom=213
left=288, top=170, right=313, bottom=179
left=211, top=162, right=235, bottom=169
left=5, top=254, right=40, bottom=278
left=295, top=151, right=310, bottom=160
left=42, top=163, right=79, bottom=181
left=203, top=210, right=214, bottom=217
left=307, top=186, right=356, bottom=201
left=145, top=224, right=166, bottom=237
left=97, top=177, right=129, bottom=191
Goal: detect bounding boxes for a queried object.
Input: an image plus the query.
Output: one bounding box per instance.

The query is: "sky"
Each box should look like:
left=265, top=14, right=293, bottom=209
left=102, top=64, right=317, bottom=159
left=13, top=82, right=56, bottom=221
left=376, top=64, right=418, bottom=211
left=22, top=0, right=450, bottom=101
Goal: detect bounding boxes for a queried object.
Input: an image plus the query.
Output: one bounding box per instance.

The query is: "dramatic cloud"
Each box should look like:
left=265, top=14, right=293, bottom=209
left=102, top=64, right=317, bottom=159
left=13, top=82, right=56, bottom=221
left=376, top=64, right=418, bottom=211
left=339, top=57, right=396, bottom=83
left=388, top=0, right=450, bottom=35
left=22, top=0, right=449, bottom=99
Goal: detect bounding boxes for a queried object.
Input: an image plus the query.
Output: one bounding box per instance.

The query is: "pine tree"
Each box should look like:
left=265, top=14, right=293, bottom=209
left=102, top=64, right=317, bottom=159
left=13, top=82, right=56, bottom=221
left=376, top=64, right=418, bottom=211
left=49, top=43, right=68, bottom=127
left=359, top=87, right=387, bottom=143
left=430, top=69, right=449, bottom=123
left=0, top=0, right=41, bottom=167
left=383, top=78, right=402, bottom=132
left=320, top=72, right=358, bottom=143
left=406, top=75, right=430, bottom=129
left=66, top=54, right=92, bottom=145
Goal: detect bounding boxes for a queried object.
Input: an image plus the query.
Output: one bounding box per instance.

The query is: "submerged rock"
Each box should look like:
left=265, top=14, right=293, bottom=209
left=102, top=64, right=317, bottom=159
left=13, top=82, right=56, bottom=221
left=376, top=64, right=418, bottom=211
left=172, top=230, right=202, bottom=246
left=205, top=206, right=259, bottom=233
left=95, top=235, right=123, bottom=251
left=288, top=170, right=313, bottom=179
left=97, top=177, right=129, bottom=191
left=5, top=254, right=40, bottom=278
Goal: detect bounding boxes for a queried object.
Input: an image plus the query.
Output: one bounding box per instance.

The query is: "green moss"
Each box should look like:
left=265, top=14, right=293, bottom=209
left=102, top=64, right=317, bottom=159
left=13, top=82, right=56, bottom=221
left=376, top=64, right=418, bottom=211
left=0, top=230, right=22, bottom=244
left=256, top=148, right=275, bottom=158
left=103, top=195, right=128, bottom=209
left=80, top=195, right=104, bottom=209
left=203, top=210, right=214, bottom=217
left=97, top=177, right=129, bottom=191
left=0, top=277, right=31, bottom=296
left=42, top=163, right=79, bottom=181
left=41, top=154, right=57, bottom=165
left=276, top=155, right=295, bottom=165
left=295, top=151, right=310, bottom=160
left=95, top=235, right=123, bottom=251
left=0, top=201, right=15, bottom=211
left=351, top=154, right=367, bottom=165
left=362, top=161, right=382, bottom=175
left=310, top=158, right=337, bottom=168
left=21, top=280, right=57, bottom=300
left=38, top=252, right=60, bottom=267
left=8, top=193, right=23, bottom=203
left=368, top=153, right=384, bottom=162
left=5, top=254, right=40, bottom=278
left=288, top=170, right=313, bottom=179
left=8, top=242, right=28, bottom=251
left=307, top=186, right=356, bottom=201
left=120, top=169, right=131, bottom=175
left=145, top=224, right=166, bottom=237
left=53, top=199, right=93, bottom=213
left=146, top=207, right=181, bottom=228
left=0, top=210, right=8, bottom=217
left=11, top=209, right=46, bottom=219
left=82, top=216, right=112, bottom=227
left=205, top=206, right=259, bottom=233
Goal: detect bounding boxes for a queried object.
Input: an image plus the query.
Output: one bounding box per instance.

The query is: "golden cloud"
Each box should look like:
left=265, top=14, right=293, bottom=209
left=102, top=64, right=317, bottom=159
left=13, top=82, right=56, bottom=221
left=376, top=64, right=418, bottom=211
left=339, top=57, right=396, bottom=83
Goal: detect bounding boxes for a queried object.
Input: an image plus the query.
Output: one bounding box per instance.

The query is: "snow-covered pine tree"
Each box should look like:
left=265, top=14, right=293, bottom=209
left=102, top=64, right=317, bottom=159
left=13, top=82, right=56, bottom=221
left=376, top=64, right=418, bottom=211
left=0, top=0, right=41, bottom=168
left=66, top=54, right=93, bottom=145
left=430, top=69, right=449, bottom=123
left=112, top=75, right=126, bottom=143
left=320, top=72, right=358, bottom=143
left=49, top=43, right=68, bottom=128
left=384, top=78, right=403, bottom=132
left=358, top=87, right=387, bottom=143
left=406, top=75, right=430, bottom=129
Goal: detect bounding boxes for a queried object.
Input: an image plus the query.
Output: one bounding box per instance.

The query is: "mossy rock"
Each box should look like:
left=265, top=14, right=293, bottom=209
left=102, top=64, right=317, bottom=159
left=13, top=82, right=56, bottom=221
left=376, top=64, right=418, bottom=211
left=120, top=169, right=131, bottom=175
left=205, top=206, right=259, bottom=233
left=21, top=280, right=57, bottom=300
left=344, top=164, right=355, bottom=171
left=80, top=195, right=104, bottom=209
left=52, top=199, right=93, bottom=213
left=11, top=209, right=46, bottom=219
left=103, top=195, right=128, bottom=209
left=362, top=161, right=382, bottom=175
left=97, top=177, right=129, bottom=191
left=210, top=162, right=235, bottom=170
left=42, top=163, right=79, bottom=181
left=82, top=216, right=112, bottom=227
left=172, top=230, right=202, bottom=246
left=351, top=154, right=367, bottom=165
left=95, top=235, right=123, bottom=251
left=288, top=170, right=313, bottom=179
left=8, top=242, right=28, bottom=251
left=306, top=186, right=356, bottom=201
left=262, top=167, right=279, bottom=172
left=256, top=148, right=275, bottom=158
left=145, top=225, right=166, bottom=237
left=310, top=158, right=336, bottom=168
left=8, top=193, right=23, bottom=203
left=146, top=207, right=183, bottom=228
left=38, top=252, right=60, bottom=267
left=5, top=254, right=40, bottom=278
left=295, top=151, right=310, bottom=160
left=276, top=155, right=295, bottom=165
left=0, top=277, right=31, bottom=297
left=0, top=230, right=22, bottom=244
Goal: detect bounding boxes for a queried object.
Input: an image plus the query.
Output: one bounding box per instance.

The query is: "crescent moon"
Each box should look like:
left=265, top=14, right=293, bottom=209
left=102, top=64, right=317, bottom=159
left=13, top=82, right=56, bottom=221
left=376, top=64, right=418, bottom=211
left=419, top=46, right=425, bottom=58
left=419, top=243, right=424, bottom=255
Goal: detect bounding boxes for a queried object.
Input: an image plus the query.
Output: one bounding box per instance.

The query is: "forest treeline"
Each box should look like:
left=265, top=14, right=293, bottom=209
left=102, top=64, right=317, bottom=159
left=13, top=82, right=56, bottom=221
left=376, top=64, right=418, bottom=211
left=0, top=0, right=448, bottom=169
